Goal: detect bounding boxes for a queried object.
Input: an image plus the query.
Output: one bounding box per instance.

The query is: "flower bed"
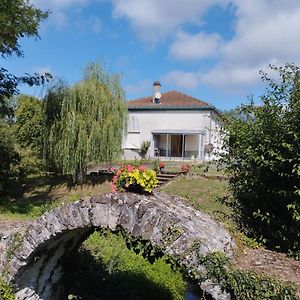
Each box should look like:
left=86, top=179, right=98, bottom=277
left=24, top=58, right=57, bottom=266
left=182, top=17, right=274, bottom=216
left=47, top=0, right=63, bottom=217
left=111, top=164, right=158, bottom=193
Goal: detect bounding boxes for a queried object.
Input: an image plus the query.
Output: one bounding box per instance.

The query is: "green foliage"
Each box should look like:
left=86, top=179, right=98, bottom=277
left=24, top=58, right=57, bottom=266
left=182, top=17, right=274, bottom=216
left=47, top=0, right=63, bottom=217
left=12, top=95, right=44, bottom=175
left=198, top=252, right=297, bottom=299
left=139, top=140, right=151, bottom=158
left=153, top=158, right=159, bottom=172
left=0, top=0, right=50, bottom=117
left=0, top=280, right=14, bottom=300
left=0, top=0, right=48, bottom=57
left=62, top=230, right=185, bottom=300
left=43, top=63, right=127, bottom=182
left=111, top=164, right=158, bottom=193
left=220, top=64, right=300, bottom=257
left=0, top=121, right=20, bottom=195
left=15, top=95, right=43, bottom=153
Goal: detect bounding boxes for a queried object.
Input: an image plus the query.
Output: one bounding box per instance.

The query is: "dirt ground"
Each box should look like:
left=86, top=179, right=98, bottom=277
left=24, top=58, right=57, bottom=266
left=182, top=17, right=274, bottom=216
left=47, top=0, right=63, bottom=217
left=234, top=247, right=300, bottom=294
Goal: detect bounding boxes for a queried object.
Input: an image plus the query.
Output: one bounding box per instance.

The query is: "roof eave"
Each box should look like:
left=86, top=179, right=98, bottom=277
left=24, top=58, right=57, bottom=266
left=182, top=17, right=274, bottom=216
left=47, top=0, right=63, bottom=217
left=128, top=105, right=219, bottom=113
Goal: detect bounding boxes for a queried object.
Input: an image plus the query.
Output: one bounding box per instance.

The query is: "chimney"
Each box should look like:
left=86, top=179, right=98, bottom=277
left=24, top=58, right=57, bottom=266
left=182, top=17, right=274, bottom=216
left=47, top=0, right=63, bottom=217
left=152, top=81, right=161, bottom=104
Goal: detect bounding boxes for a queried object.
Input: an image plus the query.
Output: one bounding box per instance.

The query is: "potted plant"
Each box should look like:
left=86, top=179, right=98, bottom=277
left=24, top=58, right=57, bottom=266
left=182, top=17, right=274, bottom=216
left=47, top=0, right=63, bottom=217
left=158, top=162, right=165, bottom=173
left=181, top=164, right=190, bottom=174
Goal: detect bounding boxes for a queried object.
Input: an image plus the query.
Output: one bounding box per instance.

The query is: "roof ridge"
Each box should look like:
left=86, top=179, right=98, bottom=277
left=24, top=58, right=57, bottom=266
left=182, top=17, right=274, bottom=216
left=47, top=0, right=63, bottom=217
left=127, top=90, right=209, bottom=105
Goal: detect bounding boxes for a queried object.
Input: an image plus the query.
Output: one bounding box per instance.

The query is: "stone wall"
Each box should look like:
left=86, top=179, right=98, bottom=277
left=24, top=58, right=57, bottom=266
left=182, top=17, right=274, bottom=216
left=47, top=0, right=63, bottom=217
left=0, top=192, right=236, bottom=300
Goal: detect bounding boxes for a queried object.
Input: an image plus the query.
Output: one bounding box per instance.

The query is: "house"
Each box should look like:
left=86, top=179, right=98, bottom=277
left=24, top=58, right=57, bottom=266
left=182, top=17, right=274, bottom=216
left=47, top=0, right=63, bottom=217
left=123, top=82, right=222, bottom=161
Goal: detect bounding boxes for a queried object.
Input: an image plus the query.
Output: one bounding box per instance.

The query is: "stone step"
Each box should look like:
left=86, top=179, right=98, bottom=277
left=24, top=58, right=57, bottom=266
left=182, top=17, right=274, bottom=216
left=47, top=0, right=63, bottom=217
left=156, top=172, right=178, bottom=187
left=157, top=173, right=178, bottom=178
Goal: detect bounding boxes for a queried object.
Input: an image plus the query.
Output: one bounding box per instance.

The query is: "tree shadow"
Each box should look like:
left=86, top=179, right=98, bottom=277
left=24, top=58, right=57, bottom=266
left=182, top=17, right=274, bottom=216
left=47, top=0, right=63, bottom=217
left=0, top=174, right=112, bottom=217
left=61, top=248, right=175, bottom=300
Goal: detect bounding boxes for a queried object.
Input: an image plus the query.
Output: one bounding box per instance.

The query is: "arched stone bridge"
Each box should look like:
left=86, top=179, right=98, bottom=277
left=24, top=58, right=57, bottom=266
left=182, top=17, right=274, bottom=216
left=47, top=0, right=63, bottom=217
left=0, top=192, right=236, bottom=300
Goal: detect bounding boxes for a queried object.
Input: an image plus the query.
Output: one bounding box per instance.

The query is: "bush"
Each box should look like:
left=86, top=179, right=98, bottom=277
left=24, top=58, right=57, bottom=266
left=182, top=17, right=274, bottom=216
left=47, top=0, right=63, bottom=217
left=111, top=164, right=158, bottom=193
left=0, top=122, right=20, bottom=195
left=220, top=64, right=300, bottom=257
left=139, top=141, right=151, bottom=159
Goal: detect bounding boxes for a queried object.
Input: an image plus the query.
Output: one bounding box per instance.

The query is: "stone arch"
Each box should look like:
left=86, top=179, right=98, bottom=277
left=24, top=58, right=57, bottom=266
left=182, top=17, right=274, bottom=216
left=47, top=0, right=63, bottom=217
left=0, top=192, right=236, bottom=300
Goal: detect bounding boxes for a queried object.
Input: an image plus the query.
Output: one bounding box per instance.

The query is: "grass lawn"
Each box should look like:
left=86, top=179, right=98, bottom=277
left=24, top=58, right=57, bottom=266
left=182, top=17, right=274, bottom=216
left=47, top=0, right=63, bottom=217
left=0, top=174, right=112, bottom=220
left=162, top=176, right=232, bottom=224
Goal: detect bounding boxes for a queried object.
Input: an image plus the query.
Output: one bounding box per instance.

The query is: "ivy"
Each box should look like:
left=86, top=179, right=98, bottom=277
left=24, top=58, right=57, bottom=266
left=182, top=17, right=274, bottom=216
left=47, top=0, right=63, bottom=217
left=0, top=280, right=14, bottom=300
left=198, top=252, right=298, bottom=300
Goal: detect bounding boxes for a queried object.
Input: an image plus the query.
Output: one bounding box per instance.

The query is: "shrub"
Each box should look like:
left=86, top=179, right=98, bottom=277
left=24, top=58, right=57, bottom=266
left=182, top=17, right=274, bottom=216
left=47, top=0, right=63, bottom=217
left=220, top=64, right=300, bottom=257
left=139, top=141, right=151, bottom=159
left=111, top=164, right=158, bottom=193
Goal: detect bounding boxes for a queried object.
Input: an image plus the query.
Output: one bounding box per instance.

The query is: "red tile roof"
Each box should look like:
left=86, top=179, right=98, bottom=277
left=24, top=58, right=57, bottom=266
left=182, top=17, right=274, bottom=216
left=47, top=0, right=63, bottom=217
left=127, top=91, right=211, bottom=108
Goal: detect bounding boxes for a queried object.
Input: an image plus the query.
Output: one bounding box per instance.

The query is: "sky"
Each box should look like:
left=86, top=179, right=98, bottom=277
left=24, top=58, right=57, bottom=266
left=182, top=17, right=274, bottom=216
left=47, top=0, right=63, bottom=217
left=2, top=0, right=300, bottom=110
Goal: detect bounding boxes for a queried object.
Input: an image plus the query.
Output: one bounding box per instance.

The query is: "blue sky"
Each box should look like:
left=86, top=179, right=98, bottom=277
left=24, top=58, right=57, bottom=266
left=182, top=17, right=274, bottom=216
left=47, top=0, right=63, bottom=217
left=3, top=0, right=300, bottom=110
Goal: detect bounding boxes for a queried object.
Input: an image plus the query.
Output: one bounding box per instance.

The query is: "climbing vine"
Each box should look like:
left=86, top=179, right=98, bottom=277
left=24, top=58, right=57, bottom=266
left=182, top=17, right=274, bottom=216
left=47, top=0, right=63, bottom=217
left=198, top=252, right=298, bottom=299
left=0, top=280, right=14, bottom=300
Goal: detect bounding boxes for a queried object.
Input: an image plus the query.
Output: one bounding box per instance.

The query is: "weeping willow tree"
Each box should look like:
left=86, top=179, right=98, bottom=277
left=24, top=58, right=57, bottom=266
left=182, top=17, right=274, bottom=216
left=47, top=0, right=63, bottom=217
left=44, top=64, right=127, bottom=182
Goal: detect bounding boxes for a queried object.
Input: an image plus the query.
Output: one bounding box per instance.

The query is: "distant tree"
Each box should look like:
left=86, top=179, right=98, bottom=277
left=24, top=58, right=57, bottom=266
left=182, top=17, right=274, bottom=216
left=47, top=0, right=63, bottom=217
left=220, top=64, right=300, bottom=257
left=0, top=0, right=50, bottom=117
left=15, top=95, right=43, bottom=153
left=44, top=63, right=127, bottom=183
left=0, top=121, right=20, bottom=195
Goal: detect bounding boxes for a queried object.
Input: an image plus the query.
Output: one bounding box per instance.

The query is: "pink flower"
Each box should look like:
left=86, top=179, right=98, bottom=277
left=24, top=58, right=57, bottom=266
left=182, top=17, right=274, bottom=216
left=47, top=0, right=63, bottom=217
left=116, top=169, right=122, bottom=176
left=139, top=165, right=146, bottom=172
left=110, top=167, right=116, bottom=173
left=127, top=165, right=135, bottom=172
left=110, top=182, right=117, bottom=193
left=112, top=175, right=118, bottom=183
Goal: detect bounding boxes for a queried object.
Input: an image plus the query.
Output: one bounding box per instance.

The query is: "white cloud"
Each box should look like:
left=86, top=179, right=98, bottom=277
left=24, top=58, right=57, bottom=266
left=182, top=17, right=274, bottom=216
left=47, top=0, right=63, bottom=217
left=170, top=31, right=222, bottom=61
left=163, top=71, right=200, bottom=89
left=31, top=0, right=91, bottom=28
left=112, top=0, right=223, bottom=43
left=89, top=16, right=102, bottom=33
left=222, top=1, right=300, bottom=66
left=163, top=0, right=300, bottom=92
left=31, top=0, right=90, bottom=10
left=200, top=64, right=264, bottom=92
left=125, top=79, right=152, bottom=96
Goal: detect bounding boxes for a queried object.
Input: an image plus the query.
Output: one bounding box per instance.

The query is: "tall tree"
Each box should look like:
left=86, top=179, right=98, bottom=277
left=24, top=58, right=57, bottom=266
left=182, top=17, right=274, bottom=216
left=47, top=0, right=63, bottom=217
left=220, top=64, right=300, bottom=257
left=0, top=0, right=49, bottom=117
left=44, top=63, right=127, bottom=182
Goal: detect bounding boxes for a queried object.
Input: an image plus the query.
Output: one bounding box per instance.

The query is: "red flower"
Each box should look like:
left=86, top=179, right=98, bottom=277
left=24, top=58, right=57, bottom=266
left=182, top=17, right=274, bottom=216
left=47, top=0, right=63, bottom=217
left=159, top=162, right=165, bottom=168
left=181, top=164, right=190, bottom=172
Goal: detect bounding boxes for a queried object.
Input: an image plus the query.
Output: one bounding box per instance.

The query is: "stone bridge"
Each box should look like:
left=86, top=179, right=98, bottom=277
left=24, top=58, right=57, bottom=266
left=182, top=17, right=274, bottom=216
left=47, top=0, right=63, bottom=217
left=0, top=192, right=236, bottom=300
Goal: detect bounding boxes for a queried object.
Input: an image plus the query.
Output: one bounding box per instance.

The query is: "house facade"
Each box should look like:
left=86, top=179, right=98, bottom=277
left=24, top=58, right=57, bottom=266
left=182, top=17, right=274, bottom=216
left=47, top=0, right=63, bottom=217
left=123, top=82, right=222, bottom=161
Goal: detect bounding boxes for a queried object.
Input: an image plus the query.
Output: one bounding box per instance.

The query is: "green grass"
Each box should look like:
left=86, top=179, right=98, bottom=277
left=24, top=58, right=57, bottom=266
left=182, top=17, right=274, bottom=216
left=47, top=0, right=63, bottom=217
left=161, top=176, right=263, bottom=249
left=162, top=176, right=231, bottom=223
left=0, top=174, right=111, bottom=220
left=62, top=230, right=186, bottom=300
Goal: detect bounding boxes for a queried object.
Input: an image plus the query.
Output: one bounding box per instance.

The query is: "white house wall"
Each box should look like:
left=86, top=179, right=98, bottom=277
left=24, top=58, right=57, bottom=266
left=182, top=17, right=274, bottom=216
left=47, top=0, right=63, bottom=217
left=123, top=110, right=221, bottom=160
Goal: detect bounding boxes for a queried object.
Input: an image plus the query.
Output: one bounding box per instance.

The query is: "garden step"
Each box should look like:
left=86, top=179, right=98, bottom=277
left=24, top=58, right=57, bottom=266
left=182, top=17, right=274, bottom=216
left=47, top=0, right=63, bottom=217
left=156, top=172, right=179, bottom=187
left=157, top=173, right=178, bottom=178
